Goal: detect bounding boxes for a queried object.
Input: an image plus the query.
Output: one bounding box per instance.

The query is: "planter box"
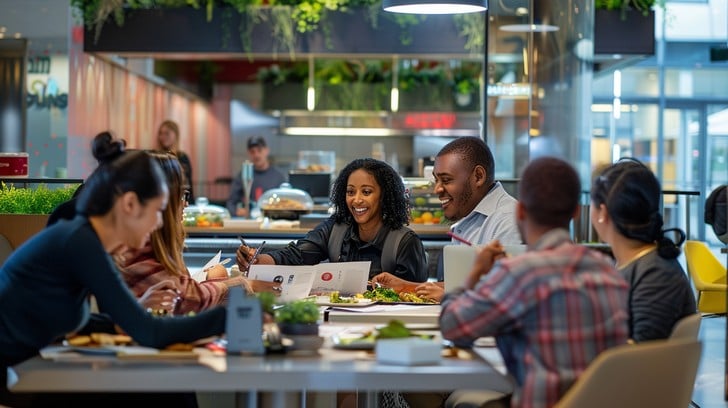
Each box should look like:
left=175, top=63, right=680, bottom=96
left=0, top=214, right=49, bottom=250
left=594, top=9, right=655, bottom=55
left=84, top=7, right=471, bottom=57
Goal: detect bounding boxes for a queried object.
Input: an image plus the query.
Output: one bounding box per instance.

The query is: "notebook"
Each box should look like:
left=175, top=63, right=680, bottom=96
left=443, top=244, right=528, bottom=292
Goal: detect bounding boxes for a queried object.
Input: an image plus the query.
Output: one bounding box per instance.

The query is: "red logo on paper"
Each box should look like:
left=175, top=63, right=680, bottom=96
left=321, top=272, right=333, bottom=281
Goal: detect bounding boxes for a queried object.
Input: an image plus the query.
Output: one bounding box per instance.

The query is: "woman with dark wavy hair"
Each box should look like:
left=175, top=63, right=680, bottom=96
left=236, top=158, right=427, bottom=282
left=591, top=158, right=696, bottom=342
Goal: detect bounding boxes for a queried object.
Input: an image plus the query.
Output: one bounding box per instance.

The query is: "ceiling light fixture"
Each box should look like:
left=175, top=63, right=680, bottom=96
left=500, top=23, right=558, bottom=33
left=382, top=0, right=487, bottom=14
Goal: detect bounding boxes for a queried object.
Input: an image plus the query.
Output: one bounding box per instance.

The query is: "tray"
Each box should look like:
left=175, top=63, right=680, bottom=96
left=315, top=296, right=378, bottom=307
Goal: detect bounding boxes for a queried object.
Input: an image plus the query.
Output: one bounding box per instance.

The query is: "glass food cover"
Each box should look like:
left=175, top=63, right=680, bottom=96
left=257, top=183, right=314, bottom=220
left=183, top=197, right=231, bottom=227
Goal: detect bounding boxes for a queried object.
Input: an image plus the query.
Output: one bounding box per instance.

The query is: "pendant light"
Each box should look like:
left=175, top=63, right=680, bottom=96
left=382, top=0, right=487, bottom=14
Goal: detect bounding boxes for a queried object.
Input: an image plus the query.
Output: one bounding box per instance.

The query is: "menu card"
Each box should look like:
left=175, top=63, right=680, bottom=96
left=248, top=261, right=371, bottom=300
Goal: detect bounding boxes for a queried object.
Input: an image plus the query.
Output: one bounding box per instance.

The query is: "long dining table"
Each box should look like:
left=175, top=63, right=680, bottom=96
left=8, top=321, right=513, bottom=408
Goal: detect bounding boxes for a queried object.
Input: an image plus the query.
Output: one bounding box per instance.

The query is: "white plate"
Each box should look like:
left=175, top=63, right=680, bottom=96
left=331, top=334, right=376, bottom=350
left=315, top=296, right=377, bottom=307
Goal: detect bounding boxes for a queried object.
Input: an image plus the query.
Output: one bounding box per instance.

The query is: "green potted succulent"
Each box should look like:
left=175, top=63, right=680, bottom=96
left=0, top=183, right=79, bottom=249
left=275, top=299, right=320, bottom=336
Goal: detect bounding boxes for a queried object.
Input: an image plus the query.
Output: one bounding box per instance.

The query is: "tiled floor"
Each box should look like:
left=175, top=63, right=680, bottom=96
left=692, top=315, right=727, bottom=408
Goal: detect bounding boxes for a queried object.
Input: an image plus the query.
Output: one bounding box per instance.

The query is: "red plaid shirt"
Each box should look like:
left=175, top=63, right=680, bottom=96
left=441, top=229, right=629, bottom=408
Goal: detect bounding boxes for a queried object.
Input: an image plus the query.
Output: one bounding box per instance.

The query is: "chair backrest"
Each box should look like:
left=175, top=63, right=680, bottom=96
left=669, top=313, right=701, bottom=341
left=684, top=240, right=727, bottom=289
left=554, top=339, right=702, bottom=408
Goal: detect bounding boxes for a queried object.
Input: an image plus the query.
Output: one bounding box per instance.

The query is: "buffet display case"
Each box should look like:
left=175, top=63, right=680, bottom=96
left=403, top=177, right=445, bottom=225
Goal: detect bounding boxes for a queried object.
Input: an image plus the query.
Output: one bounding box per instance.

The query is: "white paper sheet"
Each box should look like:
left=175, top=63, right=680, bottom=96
left=247, top=261, right=371, bottom=300
left=247, top=265, right=316, bottom=302
left=191, top=251, right=222, bottom=283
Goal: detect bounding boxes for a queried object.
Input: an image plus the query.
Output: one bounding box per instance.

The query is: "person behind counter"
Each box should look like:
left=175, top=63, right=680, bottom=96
left=371, top=136, right=522, bottom=301
left=236, top=158, right=428, bottom=282
left=157, top=119, right=194, bottom=201
left=226, top=136, right=286, bottom=217
left=590, top=158, right=696, bottom=342
left=118, top=151, right=279, bottom=315
left=0, top=136, right=226, bottom=402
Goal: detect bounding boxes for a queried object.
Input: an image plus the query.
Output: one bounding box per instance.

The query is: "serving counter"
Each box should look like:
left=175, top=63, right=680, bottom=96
left=183, top=223, right=451, bottom=279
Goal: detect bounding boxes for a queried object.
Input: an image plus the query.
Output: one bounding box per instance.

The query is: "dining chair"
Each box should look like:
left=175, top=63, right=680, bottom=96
left=554, top=339, right=702, bottom=408
left=669, top=313, right=701, bottom=341
left=684, top=240, right=727, bottom=315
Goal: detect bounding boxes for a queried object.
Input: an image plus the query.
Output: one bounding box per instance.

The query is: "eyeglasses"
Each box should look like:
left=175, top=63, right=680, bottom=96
left=182, top=190, right=190, bottom=204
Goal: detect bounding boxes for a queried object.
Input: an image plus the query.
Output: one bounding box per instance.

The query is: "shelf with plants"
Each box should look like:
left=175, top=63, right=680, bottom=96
left=0, top=182, right=80, bottom=249
left=258, top=59, right=482, bottom=112
left=72, top=1, right=484, bottom=57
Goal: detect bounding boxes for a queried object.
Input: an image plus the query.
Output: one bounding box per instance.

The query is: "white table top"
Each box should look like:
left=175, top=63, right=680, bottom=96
left=9, top=327, right=512, bottom=395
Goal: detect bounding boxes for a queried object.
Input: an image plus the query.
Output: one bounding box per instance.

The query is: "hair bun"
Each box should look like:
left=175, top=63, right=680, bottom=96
left=91, top=131, right=125, bottom=164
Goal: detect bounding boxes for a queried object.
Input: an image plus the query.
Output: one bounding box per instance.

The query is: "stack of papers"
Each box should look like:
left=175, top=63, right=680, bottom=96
left=248, top=261, right=370, bottom=302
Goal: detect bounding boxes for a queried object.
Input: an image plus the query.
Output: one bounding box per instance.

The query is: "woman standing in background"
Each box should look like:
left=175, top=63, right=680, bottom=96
left=157, top=120, right=194, bottom=201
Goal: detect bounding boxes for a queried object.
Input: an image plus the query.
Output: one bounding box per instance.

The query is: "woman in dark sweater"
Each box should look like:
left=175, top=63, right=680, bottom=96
left=591, top=158, right=696, bottom=342
left=0, top=135, right=226, bottom=405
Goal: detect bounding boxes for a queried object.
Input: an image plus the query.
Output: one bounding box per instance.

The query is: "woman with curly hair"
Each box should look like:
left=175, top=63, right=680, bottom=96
left=591, top=158, right=696, bottom=342
left=236, top=158, right=427, bottom=283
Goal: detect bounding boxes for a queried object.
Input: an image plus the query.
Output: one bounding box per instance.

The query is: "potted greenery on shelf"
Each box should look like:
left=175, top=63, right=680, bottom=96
left=0, top=183, right=79, bottom=249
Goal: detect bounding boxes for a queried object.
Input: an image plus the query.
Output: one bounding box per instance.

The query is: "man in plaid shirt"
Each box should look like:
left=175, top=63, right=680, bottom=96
left=440, top=157, right=629, bottom=408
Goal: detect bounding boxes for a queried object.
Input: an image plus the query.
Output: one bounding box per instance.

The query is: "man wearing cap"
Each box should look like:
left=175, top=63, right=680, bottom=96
left=226, top=136, right=286, bottom=217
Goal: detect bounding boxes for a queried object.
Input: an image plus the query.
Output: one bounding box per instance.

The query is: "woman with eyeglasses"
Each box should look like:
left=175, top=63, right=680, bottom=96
left=590, top=158, right=696, bottom=342
left=117, top=151, right=278, bottom=315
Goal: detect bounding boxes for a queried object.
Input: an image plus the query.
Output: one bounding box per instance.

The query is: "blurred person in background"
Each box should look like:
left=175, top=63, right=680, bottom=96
left=226, top=136, right=286, bottom=217
left=157, top=119, right=194, bottom=201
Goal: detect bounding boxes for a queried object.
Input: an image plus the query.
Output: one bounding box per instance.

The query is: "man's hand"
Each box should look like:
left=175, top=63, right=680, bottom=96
left=370, top=272, right=418, bottom=293
left=235, top=244, right=274, bottom=273
left=414, top=281, right=445, bottom=302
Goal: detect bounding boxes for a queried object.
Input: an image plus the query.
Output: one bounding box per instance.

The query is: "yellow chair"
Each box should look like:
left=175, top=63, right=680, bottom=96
left=684, top=240, right=727, bottom=314
left=554, top=340, right=702, bottom=408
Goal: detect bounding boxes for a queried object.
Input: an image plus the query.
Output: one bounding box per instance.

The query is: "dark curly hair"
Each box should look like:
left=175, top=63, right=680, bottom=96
left=591, top=158, right=685, bottom=259
left=330, top=158, right=410, bottom=229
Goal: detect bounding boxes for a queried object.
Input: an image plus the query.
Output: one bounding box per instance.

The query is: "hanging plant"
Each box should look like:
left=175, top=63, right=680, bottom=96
left=595, top=0, right=664, bottom=17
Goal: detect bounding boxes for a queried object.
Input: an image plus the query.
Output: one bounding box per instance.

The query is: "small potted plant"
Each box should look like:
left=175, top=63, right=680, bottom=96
left=275, top=299, right=320, bottom=336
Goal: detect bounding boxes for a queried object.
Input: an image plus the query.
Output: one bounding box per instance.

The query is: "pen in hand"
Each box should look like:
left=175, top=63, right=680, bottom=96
left=447, top=231, right=473, bottom=246
left=244, top=240, right=266, bottom=278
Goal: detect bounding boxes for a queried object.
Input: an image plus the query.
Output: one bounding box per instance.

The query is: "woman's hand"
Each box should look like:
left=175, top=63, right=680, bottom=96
left=235, top=244, right=274, bottom=273
left=370, top=272, right=417, bottom=293
left=249, top=279, right=283, bottom=296
left=415, top=282, right=445, bottom=302
left=463, top=240, right=506, bottom=289
left=138, top=280, right=181, bottom=315
left=204, top=263, right=229, bottom=280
